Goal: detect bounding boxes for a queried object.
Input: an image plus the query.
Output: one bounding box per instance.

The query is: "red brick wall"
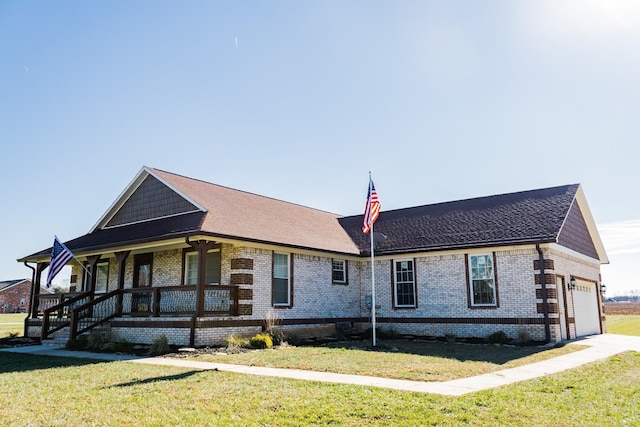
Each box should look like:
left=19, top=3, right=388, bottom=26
left=0, top=281, right=32, bottom=313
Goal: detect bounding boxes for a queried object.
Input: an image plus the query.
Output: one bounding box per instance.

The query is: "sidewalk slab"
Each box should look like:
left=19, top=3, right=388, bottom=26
left=0, top=345, right=140, bottom=361
left=1, top=333, right=638, bottom=396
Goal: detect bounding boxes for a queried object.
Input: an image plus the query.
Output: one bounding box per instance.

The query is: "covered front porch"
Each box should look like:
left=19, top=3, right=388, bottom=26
left=23, top=237, right=249, bottom=347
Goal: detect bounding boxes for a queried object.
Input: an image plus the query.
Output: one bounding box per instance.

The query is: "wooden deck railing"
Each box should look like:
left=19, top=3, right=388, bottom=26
left=40, top=292, right=92, bottom=340
left=65, top=285, right=239, bottom=340
left=37, top=292, right=88, bottom=314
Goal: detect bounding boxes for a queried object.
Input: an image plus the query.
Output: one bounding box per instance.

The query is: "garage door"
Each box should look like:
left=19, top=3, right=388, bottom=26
left=573, top=279, right=601, bottom=337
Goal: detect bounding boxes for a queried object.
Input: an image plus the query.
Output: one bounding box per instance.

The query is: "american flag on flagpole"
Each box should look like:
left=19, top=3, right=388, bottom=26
left=46, top=236, right=74, bottom=287
left=362, top=177, right=381, bottom=234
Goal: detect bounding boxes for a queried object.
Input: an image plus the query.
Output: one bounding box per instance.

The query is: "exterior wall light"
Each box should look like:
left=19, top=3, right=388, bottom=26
left=568, top=277, right=577, bottom=291
left=600, top=282, right=607, bottom=296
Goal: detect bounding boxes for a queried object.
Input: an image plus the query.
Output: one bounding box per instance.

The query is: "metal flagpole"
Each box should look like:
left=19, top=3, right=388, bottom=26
left=369, top=175, right=377, bottom=347
left=73, top=257, right=92, bottom=277
left=370, top=220, right=376, bottom=347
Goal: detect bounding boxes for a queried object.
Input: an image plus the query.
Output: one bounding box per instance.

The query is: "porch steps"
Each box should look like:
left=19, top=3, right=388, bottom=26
left=41, top=337, right=69, bottom=346
left=43, top=324, right=71, bottom=345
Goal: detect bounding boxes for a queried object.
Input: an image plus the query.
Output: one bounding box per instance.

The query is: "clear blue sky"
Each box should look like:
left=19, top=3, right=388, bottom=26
left=1, top=1, right=638, bottom=295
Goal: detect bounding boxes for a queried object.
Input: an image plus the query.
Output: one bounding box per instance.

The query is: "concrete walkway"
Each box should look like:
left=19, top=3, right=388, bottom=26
left=2, top=333, right=639, bottom=396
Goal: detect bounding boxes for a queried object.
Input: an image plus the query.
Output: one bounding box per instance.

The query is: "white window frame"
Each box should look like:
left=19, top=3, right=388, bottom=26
left=468, top=253, right=497, bottom=307
left=184, top=249, right=221, bottom=285
left=393, top=258, right=416, bottom=308
left=84, top=261, right=109, bottom=293
left=273, top=252, right=291, bottom=307
left=332, top=259, right=347, bottom=284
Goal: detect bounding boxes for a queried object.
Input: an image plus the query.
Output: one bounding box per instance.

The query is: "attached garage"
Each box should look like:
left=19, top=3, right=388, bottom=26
left=573, top=279, right=601, bottom=337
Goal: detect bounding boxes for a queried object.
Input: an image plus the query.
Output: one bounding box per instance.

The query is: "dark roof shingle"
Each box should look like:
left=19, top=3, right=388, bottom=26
left=19, top=166, right=584, bottom=261
left=339, top=184, right=579, bottom=255
left=0, top=279, right=28, bottom=291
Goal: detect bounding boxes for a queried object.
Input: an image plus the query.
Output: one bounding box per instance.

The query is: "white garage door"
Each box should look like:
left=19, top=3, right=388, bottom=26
left=574, top=279, right=601, bottom=337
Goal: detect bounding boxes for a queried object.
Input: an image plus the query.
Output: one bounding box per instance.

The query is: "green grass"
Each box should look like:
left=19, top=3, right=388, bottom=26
left=607, top=314, right=640, bottom=336
left=0, top=313, right=27, bottom=338
left=0, top=351, right=638, bottom=426
left=191, top=340, right=584, bottom=382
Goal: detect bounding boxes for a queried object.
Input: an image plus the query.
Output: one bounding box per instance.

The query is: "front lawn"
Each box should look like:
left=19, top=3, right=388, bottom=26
left=607, top=314, right=640, bottom=336
left=0, top=351, right=638, bottom=426
left=184, top=339, right=583, bottom=382
left=0, top=313, right=26, bottom=338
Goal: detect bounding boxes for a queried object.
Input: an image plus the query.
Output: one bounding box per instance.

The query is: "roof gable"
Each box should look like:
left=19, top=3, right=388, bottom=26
left=557, top=200, right=599, bottom=259
left=557, top=185, right=608, bottom=263
left=105, top=174, right=201, bottom=228
left=92, top=167, right=204, bottom=231
left=0, top=279, right=29, bottom=291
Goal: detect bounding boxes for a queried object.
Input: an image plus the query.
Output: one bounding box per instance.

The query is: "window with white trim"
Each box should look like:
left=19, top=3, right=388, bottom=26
left=184, top=250, right=221, bottom=285
left=469, top=254, right=497, bottom=306
left=273, top=252, right=291, bottom=306
left=84, top=261, right=109, bottom=293
left=332, top=259, right=347, bottom=284
left=393, top=259, right=416, bottom=307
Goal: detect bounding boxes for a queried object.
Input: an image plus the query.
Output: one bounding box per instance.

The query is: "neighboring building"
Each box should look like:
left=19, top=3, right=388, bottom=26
left=0, top=279, right=32, bottom=313
left=19, top=167, right=608, bottom=346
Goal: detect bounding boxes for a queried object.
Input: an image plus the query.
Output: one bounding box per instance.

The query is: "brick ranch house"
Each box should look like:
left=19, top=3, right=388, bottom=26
left=0, top=279, right=33, bottom=313
left=19, top=167, right=608, bottom=346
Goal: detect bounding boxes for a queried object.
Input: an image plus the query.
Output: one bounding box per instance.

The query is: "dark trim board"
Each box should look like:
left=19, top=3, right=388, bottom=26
left=112, top=319, right=193, bottom=328
left=111, top=316, right=550, bottom=329
left=377, top=317, right=552, bottom=325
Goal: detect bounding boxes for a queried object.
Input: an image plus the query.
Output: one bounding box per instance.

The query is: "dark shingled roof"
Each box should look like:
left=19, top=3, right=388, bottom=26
left=19, top=166, right=587, bottom=262
left=339, top=184, right=580, bottom=256
left=22, top=212, right=207, bottom=260
left=149, top=168, right=360, bottom=255
left=0, top=279, right=27, bottom=291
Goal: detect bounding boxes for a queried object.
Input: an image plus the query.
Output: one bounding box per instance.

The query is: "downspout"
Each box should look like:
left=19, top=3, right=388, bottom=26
left=536, top=243, right=551, bottom=343
left=23, top=262, right=37, bottom=339
left=24, top=262, right=36, bottom=320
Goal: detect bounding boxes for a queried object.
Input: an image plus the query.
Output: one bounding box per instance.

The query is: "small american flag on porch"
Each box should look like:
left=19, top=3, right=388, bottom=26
left=46, top=236, right=74, bottom=287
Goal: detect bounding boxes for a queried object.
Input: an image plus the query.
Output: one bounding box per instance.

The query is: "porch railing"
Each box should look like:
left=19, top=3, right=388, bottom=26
left=40, top=292, right=92, bottom=340
left=65, top=285, right=239, bottom=340
left=120, top=285, right=239, bottom=317
left=38, top=292, right=88, bottom=314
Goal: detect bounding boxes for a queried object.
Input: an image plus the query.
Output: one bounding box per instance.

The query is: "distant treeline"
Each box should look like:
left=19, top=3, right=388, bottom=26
left=608, top=292, right=640, bottom=302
